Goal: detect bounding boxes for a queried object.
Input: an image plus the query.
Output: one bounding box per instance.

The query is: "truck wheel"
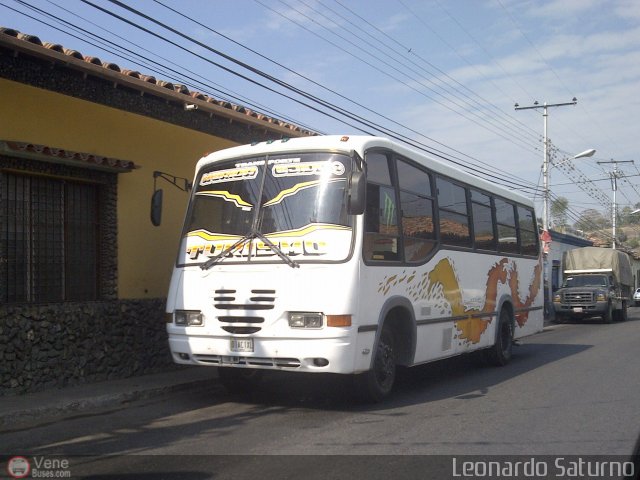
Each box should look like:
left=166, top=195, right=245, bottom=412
left=354, top=324, right=396, bottom=403
left=553, top=314, right=565, bottom=324
left=603, top=302, right=613, bottom=324
left=218, top=367, right=263, bottom=393
left=482, top=308, right=513, bottom=366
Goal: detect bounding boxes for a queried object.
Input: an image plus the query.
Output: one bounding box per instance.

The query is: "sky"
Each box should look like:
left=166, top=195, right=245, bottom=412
left=2, top=0, right=640, bottom=233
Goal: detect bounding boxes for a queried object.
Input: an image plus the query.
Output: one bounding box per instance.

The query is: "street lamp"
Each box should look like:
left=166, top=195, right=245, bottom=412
left=548, top=148, right=597, bottom=227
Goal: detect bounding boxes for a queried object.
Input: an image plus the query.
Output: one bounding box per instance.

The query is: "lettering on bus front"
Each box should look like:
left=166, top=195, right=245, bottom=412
left=187, top=239, right=329, bottom=260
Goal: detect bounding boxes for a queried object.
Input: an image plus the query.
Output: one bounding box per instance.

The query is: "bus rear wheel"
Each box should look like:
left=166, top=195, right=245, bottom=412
left=355, top=324, right=396, bottom=403
left=482, top=308, right=513, bottom=367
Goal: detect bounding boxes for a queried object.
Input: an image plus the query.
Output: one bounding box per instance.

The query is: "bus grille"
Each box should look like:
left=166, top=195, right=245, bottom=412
left=213, top=289, right=276, bottom=310
left=218, top=316, right=265, bottom=334
left=193, top=355, right=301, bottom=368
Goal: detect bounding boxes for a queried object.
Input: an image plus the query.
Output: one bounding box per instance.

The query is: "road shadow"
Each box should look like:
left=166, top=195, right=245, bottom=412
left=4, top=341, right=592, bottom=458
left=227, top=341, right=592, bottom=411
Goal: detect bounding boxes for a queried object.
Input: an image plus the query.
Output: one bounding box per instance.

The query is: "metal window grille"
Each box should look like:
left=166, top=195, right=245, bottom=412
left=0, top=171, right=99, bottom=303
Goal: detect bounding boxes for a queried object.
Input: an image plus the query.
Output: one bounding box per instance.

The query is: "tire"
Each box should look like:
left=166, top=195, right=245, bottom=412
left=217, top=367, right=263, bottom=393
left=553, top=314, right=565, bottom=324
left=483, top=308, right=514, bottom=367
left=603, top=302, right=613, bottom=324
left=354, top=324, right=396, bottom=403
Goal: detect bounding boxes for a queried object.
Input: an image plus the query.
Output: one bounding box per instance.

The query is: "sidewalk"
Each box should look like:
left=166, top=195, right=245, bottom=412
left=0, top=367, right=218, bottom=431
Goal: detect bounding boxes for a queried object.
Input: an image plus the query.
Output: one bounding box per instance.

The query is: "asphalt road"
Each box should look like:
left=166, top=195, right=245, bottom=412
left=3, top=313, right=640, bottom=479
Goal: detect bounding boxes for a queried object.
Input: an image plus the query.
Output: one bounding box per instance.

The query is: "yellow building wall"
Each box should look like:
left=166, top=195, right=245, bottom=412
left=0, top=78, right=237, bottom=299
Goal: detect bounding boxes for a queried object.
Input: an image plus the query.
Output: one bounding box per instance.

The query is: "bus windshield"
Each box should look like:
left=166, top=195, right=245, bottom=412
left=179, top=152, right=354, bottom=265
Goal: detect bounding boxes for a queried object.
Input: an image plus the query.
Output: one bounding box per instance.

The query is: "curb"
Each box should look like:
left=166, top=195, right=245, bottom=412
left=0, top=369, right=218, bottom=431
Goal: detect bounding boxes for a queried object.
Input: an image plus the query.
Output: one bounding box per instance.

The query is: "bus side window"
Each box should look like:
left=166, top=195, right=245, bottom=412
left=496, top=198, right=518, bottom=253
left=437, top=177, right=472, bottom=248
left=470, top=189, right=496, bottom=251
left=517, top=205, right=539, bottom=256
left=364, top=153, right=400, bottom=262
left=397, top=159, right=435, bottom=263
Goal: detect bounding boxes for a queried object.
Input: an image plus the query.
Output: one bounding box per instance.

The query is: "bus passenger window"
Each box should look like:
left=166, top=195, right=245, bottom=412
left=470, top=189, right=496, bottom=251
left=496, top=199, right=518, bottom=253
left=364, top=153, right=399, bottom=262
left=398, top=160, right=435, bottom=262
left=518, top=205, right=539, bottom=256
left=437, top=177, right=471, bottom=248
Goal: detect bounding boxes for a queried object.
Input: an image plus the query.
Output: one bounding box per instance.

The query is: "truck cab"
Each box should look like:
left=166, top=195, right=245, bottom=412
left=553, top=271, right=629, bottom=323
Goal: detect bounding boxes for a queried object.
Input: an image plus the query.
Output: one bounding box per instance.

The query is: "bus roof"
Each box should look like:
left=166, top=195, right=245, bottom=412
left=195, top=135, right=533, bottom=207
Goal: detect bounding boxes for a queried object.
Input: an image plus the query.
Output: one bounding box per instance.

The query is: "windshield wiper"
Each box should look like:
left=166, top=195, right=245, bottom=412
left=252, top=230, right=300, bottom=269
left=200, top=229, right=299, bottom=270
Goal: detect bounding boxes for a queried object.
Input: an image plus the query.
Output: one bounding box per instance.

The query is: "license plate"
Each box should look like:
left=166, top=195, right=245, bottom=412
left=230, top=337, right=254, bottom=353
left=573, top=307, right=583, bottom=313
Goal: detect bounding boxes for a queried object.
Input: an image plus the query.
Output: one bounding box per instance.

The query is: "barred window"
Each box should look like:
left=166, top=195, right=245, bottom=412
left=0, top=171, right=99, bottom=303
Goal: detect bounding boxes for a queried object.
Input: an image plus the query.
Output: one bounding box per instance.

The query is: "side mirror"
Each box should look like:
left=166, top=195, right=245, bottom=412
left=150, top=189, right=163, bottom=226
left=348, top=170, right=366, bottom=215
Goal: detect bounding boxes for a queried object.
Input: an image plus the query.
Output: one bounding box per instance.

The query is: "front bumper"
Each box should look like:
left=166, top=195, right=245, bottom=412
left=553, top=301, right=608, bottom=317
left=168, top=333, right=358, bottom=374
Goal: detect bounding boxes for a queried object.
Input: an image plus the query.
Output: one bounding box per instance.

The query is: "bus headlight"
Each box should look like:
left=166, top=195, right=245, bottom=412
left=174, top=310, right=204, bottom=326
left=289, top=312, right=323, bottom=328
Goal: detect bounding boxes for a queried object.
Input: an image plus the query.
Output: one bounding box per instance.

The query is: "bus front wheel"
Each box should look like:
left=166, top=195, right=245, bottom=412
left=355, top=324, right=396, bottom=403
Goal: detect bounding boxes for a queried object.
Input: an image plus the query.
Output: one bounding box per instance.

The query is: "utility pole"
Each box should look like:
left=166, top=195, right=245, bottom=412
left=597, top=160, right=634, bottom=249
left=514, top=98, right=577, bottom=233
left=514, top=98, right=577, bottom=319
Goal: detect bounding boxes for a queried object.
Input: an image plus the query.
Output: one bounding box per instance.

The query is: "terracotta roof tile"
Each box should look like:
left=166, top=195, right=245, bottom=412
left=0, top=27, right=315, bottom=137
left=84, top=55, right=103, bottom=66
left=1, top=140, right=139, bottom=172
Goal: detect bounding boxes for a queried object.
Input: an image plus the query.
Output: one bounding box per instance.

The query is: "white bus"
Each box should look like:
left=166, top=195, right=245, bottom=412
left=165, top=135, right=543, bottom=402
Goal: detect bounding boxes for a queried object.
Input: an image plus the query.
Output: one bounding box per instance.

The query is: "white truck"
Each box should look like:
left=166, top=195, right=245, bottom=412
left=553, top=247, right=632, bottom=323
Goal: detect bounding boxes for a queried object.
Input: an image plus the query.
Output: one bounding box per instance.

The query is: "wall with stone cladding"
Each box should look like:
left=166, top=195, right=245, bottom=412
left=0, top=298, right=177, bottom=395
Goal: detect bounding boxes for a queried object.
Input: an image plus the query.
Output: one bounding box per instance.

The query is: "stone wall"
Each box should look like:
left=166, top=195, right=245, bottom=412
left=0, top=298, right=177, bottom=395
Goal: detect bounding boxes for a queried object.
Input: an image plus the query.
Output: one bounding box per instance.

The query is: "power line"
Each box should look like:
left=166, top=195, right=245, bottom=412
left=79, top=0, right=541, bottom=192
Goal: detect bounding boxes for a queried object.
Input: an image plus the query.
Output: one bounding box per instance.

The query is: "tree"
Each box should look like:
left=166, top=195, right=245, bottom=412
left=574, top=208, right=608, bottom=232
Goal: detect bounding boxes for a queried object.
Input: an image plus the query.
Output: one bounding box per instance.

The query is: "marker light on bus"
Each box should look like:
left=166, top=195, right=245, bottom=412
left=174, top=310, right=204, bottom=326
left=326, top=315, right=352, bottom=327
left=289, top=312, right=323, bottom=328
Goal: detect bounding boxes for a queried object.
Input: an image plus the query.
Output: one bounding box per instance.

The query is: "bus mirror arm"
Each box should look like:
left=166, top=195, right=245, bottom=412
left=150, top=171, right=192, bottom=226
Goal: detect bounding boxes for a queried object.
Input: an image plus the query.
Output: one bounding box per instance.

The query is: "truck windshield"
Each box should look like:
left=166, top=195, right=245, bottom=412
left=179, top=152, right=354, bottom=265
left=563, top=275, right=608, bottom=288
